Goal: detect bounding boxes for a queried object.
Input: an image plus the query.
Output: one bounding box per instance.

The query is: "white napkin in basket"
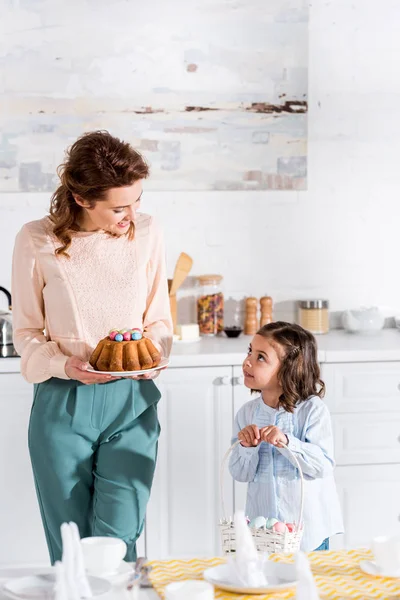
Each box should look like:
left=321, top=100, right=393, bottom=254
left=296, top=552, right=320, bottom=600
left=226, top=511, right=269, bottom=588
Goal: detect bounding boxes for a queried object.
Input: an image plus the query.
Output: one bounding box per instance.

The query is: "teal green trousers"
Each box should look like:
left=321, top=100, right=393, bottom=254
left=28, top=377, right=161, bottom=564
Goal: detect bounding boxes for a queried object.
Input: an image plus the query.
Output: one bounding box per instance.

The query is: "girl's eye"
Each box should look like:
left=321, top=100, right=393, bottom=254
left=257, top=354, right=265, bottom=361
left=247, top=346, right=251, bottom=355
left=113, top=209, right=124, bottom=214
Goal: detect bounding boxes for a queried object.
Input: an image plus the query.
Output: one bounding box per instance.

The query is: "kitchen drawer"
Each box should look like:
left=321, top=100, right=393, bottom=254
left=333, top=413, right=400, bottom=466
left=322, top=362, right=400, bottom=413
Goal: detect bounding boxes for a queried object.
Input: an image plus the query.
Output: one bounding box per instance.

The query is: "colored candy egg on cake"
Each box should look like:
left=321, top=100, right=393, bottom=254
left=273, top=521, right=288, bottom=533
left=249, top=516, right=266, bottom=529
left=108, top=329, right=119, bottom=340
left=131, top=328, right=143, bottom=341
left=265, top=518, right=278, bottom=529
left=114, top=333, right=124, bottom=342
left=123, top=331, right=131, bottom=341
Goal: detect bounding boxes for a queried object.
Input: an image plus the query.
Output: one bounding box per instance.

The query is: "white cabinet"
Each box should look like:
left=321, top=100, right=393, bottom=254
left=145, top=366, right=234, bottom=559
left=3, top=349, right=400, bottom=563
left=232, top=366, right=252, bottom=516
left=322, top=362, right=400, bottom=414
left=0, top=374, right=49, bottom=566
left=322, top=361, right=400, bottom=550
left=332, top=464, right=400, bottom=550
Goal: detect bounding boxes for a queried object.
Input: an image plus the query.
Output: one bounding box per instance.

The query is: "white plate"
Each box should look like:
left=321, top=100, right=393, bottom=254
left=203, top=562, right=297, bottom=595
left=87, top=358, right=169, bottom=377
left=87, top=561, right=132, bottom=584
left=2, top=574, right=111, bottom=599
left=360, top=559, right=400, bottom=579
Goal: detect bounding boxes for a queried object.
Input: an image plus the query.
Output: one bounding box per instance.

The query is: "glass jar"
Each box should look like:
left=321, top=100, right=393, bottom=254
left=298, top=300, right=329, bottom=334
left=197, top=275, right=224, bottom=336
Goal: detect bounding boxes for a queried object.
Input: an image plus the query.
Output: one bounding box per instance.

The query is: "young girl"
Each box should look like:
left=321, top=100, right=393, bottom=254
left=229, top=321, right=343, bottom=551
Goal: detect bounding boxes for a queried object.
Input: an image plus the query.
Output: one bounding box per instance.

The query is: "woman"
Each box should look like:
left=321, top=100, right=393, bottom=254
left=12, top=130, right=172, bottom=563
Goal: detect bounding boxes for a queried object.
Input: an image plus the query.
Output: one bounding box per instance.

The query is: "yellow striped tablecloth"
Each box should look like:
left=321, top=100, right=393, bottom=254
left=148, top=549, right=400, bottom=599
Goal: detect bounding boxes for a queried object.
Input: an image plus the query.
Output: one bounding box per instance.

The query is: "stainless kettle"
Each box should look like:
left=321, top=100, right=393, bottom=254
left=0, top=287, right=13, bottom=347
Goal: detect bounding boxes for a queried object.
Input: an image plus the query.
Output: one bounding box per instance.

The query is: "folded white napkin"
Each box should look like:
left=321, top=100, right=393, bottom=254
left=54, top=522, right=92, bottom=600
left=296, top=552, right=320, bottom=600
left=226, top=510, right=269, bottom=588
left=54, top=561, right=74, bottom=600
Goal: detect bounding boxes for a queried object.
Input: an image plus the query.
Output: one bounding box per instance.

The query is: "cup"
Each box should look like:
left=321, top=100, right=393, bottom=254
left=80, top=536, right=127, bottom=575
left=372, top=534, right=400, bottom=575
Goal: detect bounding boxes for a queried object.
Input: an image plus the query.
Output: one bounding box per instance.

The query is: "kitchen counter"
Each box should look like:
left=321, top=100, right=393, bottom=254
left=1, top=329, right=400, bottom=374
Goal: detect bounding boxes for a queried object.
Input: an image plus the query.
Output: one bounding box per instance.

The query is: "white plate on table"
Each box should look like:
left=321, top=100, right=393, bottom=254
left=203, top=562, right=297, bottom=595
left=360, top=559, right=400, bottom=579
left=2, top=573, right=111, bottom=599
left=86, top=358, right=169, bottom=377
left=87, top=561, right=132, bottom=584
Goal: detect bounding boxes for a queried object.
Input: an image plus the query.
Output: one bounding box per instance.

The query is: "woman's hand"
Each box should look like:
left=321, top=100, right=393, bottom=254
left=127, top=365, right=168, bottom=381
left=238, top=424, right=261, bottom=447
left=260, top=425, right=288, bottom=448
left=65, top=356, right=121, bottom=385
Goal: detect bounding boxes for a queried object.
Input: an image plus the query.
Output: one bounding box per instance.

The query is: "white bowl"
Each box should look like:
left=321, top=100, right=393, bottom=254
left=342, top=307, right=385, bottom=335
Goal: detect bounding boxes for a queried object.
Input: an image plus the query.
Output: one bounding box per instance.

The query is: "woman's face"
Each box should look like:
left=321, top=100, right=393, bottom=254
left=75, top=180, right=143, bottom=234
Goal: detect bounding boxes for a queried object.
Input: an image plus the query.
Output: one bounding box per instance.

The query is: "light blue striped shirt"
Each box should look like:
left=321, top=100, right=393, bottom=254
left=229, top=395, right=344, bottom=551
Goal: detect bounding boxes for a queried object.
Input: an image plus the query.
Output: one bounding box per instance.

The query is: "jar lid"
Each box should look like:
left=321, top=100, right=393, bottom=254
left=197, top=274, right=223, bottom=284
left=299, top=299, right=329, bottom=309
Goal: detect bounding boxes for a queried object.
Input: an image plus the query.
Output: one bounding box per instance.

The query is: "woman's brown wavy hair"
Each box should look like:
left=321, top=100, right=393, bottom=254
left=49, top=130, right=149, bottom=257
left=254, top=321, right=325, bottom=412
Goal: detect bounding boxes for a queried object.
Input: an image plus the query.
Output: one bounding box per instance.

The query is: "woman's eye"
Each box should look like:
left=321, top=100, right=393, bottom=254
left=113, top=209, right=124, bottom=214
left=247, top=346, right=251, bottom=355
left=257, top=354, right=265, bottom=361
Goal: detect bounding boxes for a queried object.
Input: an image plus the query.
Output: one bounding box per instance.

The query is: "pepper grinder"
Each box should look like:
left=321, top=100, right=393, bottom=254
left=244, top=297, right=258, bottom=335
left=260, top=296, right=273, bottom=327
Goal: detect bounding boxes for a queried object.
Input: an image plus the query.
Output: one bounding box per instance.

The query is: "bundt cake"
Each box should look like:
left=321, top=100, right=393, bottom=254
left=89, top=328, right=161, bottom=372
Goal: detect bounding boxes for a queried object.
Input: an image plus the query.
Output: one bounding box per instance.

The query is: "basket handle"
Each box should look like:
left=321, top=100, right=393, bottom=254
left=220, top=439, right=304, bottom=530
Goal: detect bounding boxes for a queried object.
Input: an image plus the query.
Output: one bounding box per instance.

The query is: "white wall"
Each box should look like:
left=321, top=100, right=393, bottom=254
left=1, top=0, right=399, bottom=319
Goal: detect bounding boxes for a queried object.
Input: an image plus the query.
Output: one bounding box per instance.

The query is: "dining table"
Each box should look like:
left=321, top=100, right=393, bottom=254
left=2, top=549, right=400, bottom=600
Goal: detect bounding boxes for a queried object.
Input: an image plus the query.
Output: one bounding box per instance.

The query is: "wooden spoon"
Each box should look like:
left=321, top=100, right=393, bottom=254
left=169, top=252, right=193, bottom=295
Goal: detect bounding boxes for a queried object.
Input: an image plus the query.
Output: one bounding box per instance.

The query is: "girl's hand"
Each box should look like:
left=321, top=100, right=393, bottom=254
left=260, top=425, right=288, bottom=448
left=238, top=425, right=261, bottom=447
left=65, top=356, right=121, bottom=385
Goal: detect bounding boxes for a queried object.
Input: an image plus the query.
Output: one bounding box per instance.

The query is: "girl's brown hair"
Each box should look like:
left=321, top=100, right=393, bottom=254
left=255, top=321, right=325, bottom=412
left=49, top=130, right=149, bottom=257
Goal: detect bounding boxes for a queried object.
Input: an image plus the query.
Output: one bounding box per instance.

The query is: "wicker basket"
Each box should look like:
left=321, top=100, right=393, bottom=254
left=219, top=440, right=304, bottom=554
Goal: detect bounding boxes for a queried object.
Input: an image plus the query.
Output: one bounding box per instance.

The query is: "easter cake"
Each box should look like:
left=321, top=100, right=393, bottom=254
left=89, top=328, right=161, bottom=372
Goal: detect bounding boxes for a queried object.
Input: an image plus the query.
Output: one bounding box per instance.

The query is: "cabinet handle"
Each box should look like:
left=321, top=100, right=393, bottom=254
left=220, top=376, right=231, bottom=386
left=233, top=376, right=244, bottom=386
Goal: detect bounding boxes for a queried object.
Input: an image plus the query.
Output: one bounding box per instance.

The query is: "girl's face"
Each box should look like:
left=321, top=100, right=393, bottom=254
left=75, top=180, right=143, bottom=234
left=242, top=334, right=283, bottom=393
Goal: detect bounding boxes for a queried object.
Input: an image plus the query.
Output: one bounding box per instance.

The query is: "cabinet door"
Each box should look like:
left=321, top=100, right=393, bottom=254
left=145, top=367, right=233, bottom=559
left=332, top=413, right=400, bottom=465
left=232, top=366, right=253, bottom=515
left=322, top=362, right=400, bottom=414
left=331, top=464, right=400, bottom=550
left=0, top=375, right=49, bottom=565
